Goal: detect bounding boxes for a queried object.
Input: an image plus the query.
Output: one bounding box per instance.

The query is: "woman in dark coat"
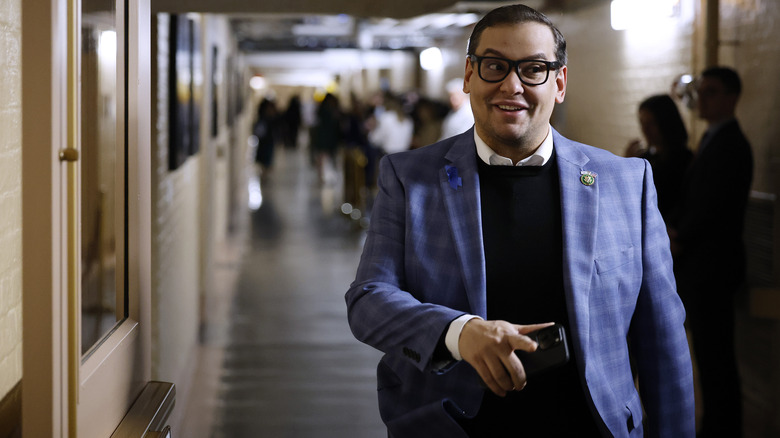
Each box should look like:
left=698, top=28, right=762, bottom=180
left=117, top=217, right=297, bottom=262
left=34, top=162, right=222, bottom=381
left=625, top=94, right=693, bottom=221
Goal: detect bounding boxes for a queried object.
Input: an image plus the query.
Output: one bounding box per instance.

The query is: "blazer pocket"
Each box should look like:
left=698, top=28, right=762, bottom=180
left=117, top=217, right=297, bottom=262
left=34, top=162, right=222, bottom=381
left=594, top=246, right=636, bottom=275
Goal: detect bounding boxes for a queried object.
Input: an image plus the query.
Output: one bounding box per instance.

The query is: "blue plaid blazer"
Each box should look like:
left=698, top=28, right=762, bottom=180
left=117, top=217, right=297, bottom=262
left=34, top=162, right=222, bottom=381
left=346, top=128, right=694, bottom=437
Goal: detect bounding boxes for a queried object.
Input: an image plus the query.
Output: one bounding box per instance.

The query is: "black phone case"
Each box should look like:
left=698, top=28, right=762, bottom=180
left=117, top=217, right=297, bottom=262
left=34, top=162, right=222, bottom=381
left=515, top=324, right=570, bottom=377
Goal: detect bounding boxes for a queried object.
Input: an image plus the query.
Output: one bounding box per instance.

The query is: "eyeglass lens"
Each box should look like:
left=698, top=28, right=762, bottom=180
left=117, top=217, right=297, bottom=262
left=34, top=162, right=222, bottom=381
left=479, top=58, right=551, bottom=85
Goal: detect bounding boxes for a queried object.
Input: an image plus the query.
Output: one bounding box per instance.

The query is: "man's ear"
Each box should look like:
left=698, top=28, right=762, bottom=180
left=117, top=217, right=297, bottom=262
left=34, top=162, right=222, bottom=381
left=464, top=57, right=474, bottom=94
left=555, top=65, right=567, bottom=104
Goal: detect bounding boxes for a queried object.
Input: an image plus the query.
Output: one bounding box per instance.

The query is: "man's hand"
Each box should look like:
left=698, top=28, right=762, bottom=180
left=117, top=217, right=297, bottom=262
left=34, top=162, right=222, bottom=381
left=459, top=319, right=555, bottom=397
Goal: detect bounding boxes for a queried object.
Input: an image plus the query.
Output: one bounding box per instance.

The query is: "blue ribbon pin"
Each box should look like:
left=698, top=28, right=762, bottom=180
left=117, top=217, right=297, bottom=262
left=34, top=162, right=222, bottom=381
left=446, top=165, right=462, bottom=190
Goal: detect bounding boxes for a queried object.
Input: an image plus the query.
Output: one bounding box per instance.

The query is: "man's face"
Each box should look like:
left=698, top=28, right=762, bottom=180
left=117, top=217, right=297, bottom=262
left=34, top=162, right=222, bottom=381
left=696, top=76, right=736, bottom=123
left=464, top=22, right=566, bottom=154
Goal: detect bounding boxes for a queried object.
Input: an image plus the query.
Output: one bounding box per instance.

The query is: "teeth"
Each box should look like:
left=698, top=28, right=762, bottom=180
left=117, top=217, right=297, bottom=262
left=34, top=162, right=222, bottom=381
left=498, top=105, right=522, bottom=111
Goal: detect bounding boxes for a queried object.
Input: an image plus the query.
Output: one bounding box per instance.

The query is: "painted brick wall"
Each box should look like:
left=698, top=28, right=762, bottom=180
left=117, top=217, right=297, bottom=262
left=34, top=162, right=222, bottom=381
left=553, top=1, right=695, bottom=156
left=0, top=0, right=22, bottom=402
left=151, top=13, right=201, bottom=383
left=721, top=0, right=780, bottom=193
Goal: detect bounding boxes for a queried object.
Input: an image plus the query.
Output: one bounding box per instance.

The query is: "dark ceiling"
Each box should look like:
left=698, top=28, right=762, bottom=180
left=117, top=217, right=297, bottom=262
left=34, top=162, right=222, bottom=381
left=152, top=0, right=607, bottom=17
left=151, top=0, right=608, bottom=53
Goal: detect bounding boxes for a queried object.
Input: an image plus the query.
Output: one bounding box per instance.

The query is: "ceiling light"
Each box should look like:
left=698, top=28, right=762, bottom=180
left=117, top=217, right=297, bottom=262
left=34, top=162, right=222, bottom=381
left=420, top=47, right=442, bottom=71
left=611, top=0, right=679, bottom=31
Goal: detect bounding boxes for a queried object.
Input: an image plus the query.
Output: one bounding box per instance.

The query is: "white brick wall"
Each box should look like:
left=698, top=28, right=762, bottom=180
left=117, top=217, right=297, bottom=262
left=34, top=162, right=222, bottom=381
left=721, top=0, right=780, bottom=193
left=151, top=13, right=202, bottom=384
left=0, top=0, right=22, bottom=403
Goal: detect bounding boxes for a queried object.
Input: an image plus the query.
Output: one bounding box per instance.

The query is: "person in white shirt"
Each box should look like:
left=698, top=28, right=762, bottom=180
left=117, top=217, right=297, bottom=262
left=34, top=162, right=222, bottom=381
left=439, top=77, right=474, bottom=140
left=369, top=93, right=413, bottom=155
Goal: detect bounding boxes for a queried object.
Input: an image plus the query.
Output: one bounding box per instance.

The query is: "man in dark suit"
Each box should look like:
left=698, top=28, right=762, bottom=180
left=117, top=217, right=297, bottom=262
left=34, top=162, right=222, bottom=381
left=670, top=66, right=753, bottom=438
left=346, top=4, right=694, bottom=437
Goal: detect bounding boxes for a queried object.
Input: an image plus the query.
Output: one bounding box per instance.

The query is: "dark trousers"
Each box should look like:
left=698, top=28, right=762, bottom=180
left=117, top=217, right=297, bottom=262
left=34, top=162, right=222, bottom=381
left=680, top=275, right=743, bottom=437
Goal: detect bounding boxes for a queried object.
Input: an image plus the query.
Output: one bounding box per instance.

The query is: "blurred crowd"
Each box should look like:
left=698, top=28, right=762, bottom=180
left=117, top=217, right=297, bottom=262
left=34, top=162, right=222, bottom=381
left=252, top=84, right=475, bottom=216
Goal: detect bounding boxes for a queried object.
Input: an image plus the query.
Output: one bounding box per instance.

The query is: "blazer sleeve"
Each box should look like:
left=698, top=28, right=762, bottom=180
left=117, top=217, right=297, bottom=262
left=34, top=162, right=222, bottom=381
left=345, top=155, right=465, bottom=372
left=630, top=159, right=696, bottom=437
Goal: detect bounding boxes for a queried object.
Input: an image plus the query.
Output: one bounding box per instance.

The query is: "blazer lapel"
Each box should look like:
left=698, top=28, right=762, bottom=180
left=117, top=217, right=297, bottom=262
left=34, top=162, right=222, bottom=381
left=441, top=130, right=487, bottom=317
left=553, top=130, right=598, bottom=366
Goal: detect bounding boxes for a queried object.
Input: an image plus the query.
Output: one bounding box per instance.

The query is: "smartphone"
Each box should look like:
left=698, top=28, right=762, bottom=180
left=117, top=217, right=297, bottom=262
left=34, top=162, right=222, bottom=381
left=515, top=323, right=570, bottom=378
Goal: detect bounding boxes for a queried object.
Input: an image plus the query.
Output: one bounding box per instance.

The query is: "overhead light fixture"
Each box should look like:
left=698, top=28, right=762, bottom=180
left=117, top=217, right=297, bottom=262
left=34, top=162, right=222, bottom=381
left=611, top=0, right=679, bottom=31
left=420, top=47, right=442, bottom=71
left=249, top=75, right=267, bottom=90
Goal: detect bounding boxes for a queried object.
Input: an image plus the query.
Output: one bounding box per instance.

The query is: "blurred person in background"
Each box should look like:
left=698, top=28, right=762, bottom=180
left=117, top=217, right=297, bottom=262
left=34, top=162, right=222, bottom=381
left=253, top=97, right=279, bottom=179
left=670, top=66, right=753, bottom=438
left=369, top=92, right=413, bottom=156
left=310, top=93, right=343, bottom=185
left=282, top=95, right=302, bottom=149
left=439, top=77, right=474, bottom=140
left=342, top=93, right=374, bottom=211
left=624, top=94, right=692, bottom=222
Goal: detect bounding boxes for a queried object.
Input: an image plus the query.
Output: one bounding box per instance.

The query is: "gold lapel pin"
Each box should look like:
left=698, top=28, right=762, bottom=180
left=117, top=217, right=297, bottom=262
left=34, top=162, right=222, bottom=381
left=580, top=170, right=597, bottom=186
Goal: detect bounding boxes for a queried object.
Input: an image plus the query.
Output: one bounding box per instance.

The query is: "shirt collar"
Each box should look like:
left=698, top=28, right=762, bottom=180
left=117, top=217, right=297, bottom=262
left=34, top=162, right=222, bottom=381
left=475, top=125, right=554, bottom=166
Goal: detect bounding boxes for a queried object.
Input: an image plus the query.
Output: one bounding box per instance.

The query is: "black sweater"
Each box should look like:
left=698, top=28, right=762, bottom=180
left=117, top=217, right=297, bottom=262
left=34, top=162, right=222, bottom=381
left=464, top=154, right=601, bottom=437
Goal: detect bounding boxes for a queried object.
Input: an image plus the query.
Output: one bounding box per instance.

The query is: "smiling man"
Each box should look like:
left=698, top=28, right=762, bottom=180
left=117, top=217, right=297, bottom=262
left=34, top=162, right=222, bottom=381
left=346, top=4, right=694, bottom=437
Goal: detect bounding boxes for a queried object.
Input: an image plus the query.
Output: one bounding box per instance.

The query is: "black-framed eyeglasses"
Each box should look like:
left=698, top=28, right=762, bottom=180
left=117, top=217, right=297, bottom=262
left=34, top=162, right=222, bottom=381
left=468, top=54, right=562, bottom=86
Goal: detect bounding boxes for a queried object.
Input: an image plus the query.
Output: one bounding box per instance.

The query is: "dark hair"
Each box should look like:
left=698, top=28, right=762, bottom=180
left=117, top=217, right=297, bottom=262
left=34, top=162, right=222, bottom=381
left=701, top=66, right=742, bottom=95
left=257, top=98, right=277, bottom=119
left=467, top=4, right=567, bottom=66
left=639, top=94, right=688, bottom=152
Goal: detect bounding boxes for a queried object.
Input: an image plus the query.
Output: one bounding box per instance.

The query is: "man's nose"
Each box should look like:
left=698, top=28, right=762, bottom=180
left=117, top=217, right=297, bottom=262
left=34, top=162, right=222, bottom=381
left=500, top=68, right=526, bottom=94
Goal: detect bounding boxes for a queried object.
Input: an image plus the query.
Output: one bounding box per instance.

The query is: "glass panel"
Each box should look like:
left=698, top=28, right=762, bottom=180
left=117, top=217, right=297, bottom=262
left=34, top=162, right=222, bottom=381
left=81, top=0, right=121, bottom=355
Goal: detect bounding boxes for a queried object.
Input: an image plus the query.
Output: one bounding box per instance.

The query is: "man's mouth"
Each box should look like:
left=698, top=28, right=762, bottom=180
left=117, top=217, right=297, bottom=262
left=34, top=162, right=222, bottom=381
left=497, top=104, right=525, bottom=111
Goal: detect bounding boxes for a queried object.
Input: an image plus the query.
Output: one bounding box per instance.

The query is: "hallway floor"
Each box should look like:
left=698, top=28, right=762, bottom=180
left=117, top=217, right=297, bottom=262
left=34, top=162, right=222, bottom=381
left=181, top=146, right=385, bottom=438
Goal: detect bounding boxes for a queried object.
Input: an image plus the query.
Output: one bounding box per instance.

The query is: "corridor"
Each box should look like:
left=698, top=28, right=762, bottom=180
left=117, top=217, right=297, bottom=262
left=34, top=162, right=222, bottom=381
left=181, top=147, right=385, bottom=437
left=8, top=1, right=780, bottom=436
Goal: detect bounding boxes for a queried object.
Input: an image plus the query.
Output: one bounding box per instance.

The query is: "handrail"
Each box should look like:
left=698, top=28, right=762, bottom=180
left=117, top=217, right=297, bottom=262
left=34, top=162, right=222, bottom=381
left=110, top=381, right=176, bottom=438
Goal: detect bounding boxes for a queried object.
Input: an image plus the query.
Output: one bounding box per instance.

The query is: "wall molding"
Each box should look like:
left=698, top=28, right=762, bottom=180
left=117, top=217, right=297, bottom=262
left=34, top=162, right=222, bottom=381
left=0, top=381, right=21, bottom=438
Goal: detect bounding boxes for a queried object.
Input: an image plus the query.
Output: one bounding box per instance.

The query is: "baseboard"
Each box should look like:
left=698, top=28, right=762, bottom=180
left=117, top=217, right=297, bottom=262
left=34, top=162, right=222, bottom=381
left=166, top=343, right=200, bottom=435
left=0, top=381, right=21, bottom=438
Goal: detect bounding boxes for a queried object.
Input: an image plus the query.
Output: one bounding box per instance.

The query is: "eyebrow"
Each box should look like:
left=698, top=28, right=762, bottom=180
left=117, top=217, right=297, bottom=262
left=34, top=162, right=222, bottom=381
left=480, top=49, right=551, bottom=61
